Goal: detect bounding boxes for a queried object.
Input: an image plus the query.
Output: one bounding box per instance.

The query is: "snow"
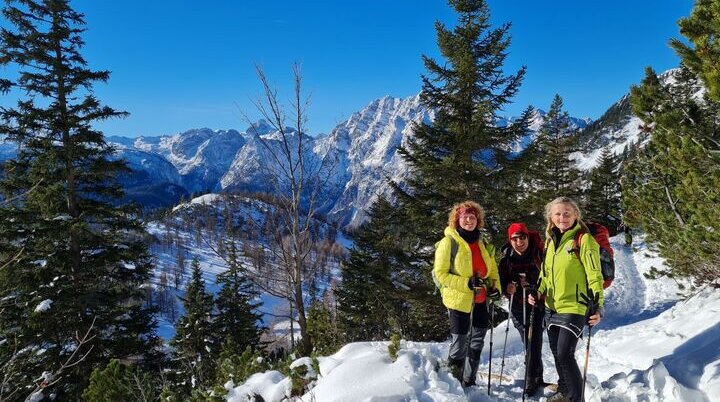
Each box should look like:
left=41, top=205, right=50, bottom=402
left=26, top=391, right=43, bottom=402
left=34, top=299, right=52, bottom=313
left=172, top=193, right=222, bottom=212
left=226, top=371, right=290, bottom=402
left=574, top=115, right=644, bottom=171
left=226, top=234, right=720, bottom=401
left=122, top=262, right=136, bottom=270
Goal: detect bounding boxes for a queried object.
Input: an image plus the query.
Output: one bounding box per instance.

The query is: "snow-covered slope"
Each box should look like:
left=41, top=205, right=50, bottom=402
left=113, top=147, right=184, bottom=187
left=226, top=234, right=720, bottom=402
left=323, top=95, right=433, bottom=228
left=146, top=193, right=342, bottom=340
left=573, top=69, right=691, bottom=171
left=0, top=140, right=16, bottom=161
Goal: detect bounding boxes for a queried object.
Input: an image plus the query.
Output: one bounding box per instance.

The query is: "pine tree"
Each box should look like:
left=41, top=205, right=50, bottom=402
left=81, top=360, right=135, bottom=402
left=395, top=0, right=532, bottom=243
left=81, top=359, right=159, bottom=402
left=0, top=1, right=159, bottom=400
left=336, top=198, right=416, bottom=341
left=170, top=257, right=216, bottom=396
left=383, top=0, right=531, bottom=340
left=523, top=94, right=583, bottom=228
left=671, top=0, right=720, bottom=101
left=213, top=241, right=263, bottom=356
left=213, top=342, right=268, bottom=391
left=625, top=0, right=720, bottom=286
left=306, top=297, right=342, bottom=356
left=584, top=146, right=622, bottom=233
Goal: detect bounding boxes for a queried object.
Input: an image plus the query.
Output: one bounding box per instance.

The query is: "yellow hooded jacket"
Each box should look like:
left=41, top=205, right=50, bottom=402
left=433, top=226, right=500, bottom=313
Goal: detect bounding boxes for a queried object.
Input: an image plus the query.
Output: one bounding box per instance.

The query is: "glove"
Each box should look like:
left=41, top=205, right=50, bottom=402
left=467, top=276, right=483, bottom=290
left=487, top=287, right=501, bottom=302
left=579, top=289, right=602, bottom=326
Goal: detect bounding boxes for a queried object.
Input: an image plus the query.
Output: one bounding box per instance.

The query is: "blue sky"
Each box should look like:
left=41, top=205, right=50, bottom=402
left=8, top=1, right=695, bottom=137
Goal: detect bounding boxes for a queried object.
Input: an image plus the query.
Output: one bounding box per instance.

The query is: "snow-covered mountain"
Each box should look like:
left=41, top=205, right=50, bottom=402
left=0, top=140, right=16, bottom=161
left=107, top=96, right=436, bottom=226
left=102, top=94, right=598, bottom=227
left=112, top=128, right=250, bottom=193
left=0, top=94, right=607, bottom=225
left=506, top=108, right=592, bottom=154
left=322, top=95, right=434, bottom=227
left=0, top=81, right=658, bottom=224
left=0, top=68, right=687, bottom=225
left=572, top=69, right=690, bottom=170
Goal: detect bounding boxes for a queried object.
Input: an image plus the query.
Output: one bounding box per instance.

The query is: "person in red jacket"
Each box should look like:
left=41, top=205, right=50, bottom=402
left=498, top=222, right=546, bottom=395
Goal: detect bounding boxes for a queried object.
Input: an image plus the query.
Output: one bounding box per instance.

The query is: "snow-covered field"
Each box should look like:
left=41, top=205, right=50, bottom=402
left=227, top=234, right=720, bottom=402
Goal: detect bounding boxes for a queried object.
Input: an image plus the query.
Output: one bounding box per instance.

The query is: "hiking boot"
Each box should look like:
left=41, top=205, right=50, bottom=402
left=524, top=379, right=540, bottom=396
left=462, top=378, right=476, bottom=388
left=447, top=360, right=463, bottom=382
left=525, top=378, right=545, bottom=396
left=547, top=392, right=571, bottom=402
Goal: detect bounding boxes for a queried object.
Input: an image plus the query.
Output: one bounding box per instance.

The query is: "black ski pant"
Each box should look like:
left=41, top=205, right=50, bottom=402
left=510, top=302, right=545, bottom=387
left=547, top=313, right=586, bottom=402
left=447, top=301, right=489, bottom=384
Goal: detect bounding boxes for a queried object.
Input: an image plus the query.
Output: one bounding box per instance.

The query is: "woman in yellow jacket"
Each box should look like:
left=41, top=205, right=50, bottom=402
left=433, top=201, right=501, bottom=387
left=530, top=197, right=604, bottom=402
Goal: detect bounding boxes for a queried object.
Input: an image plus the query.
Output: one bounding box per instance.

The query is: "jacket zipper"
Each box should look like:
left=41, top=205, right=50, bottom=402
left=551, top=239, right=558, bottom=292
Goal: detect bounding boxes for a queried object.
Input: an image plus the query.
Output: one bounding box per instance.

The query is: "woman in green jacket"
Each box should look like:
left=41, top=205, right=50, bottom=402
left=529, top=196, right=604, bottom=402
left=433, top=201, right=501, bottom=387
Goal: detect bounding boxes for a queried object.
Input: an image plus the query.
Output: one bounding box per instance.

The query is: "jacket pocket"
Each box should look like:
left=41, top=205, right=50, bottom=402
left=575, top=283, right=579, bottom=304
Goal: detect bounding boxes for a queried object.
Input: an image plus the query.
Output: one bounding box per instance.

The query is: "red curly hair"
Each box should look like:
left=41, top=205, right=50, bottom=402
left=448, top=200, right=485, bottom=229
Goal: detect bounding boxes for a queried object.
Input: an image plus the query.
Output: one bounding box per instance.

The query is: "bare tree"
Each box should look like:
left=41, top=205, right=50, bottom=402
left=240, top=64, right=340, bottom=354
left=174, top=246, right=187, bottom=289
left=1, top=318, right=96, bottom=402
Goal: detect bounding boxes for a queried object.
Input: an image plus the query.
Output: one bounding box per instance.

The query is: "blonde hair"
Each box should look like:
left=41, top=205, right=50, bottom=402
left=544, top=196, right=589, bottom=237
left=448, top=201, right=485, bottom=229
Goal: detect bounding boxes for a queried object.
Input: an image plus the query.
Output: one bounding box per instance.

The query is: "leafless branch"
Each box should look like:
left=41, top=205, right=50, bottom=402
left=22, top=317, right=96, bottom=402
left=0, top=247, right=24, bottom=271
left=0, top=179, right=44, bottom=206
left=233, top=64, right=342, bottom=354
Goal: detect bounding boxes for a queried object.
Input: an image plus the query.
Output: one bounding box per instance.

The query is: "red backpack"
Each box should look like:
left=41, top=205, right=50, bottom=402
left=528, top=230, right=544, bottom=265
left=572, top=222, right=615, bottom=289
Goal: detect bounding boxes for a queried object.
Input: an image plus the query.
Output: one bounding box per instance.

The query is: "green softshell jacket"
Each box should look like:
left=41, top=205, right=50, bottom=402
left=433, top=226, right=500, bottom=313
left=538, top=224, right=604, bottom=315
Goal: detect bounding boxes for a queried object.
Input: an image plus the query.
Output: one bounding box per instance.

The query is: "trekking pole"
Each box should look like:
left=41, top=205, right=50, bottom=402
left=498, top=290, right=514, bottom=385
left=465, top=276, right=478, bottom=386
left=522, top=288, right=536, bottom=402
left=581, top=325, right=592, bottom=402
left=487, top=297, right=495, bottom=396
left=519, top=273, right=527, bottom=346
left=580, top=290, right=599, bottom=402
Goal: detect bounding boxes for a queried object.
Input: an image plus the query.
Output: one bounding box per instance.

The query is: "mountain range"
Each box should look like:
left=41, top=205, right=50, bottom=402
left=1, top=81, right=652, bottom=228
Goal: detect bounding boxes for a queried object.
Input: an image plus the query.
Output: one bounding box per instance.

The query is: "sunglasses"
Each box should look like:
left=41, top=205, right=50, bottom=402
left=510, top=234, right=528, bottom=241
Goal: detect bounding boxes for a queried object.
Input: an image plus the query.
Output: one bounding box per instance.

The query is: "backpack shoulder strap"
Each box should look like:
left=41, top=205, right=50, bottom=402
left=447, top=236, right=458, bottom=273
left=573, top=229, right=586, bottom=260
